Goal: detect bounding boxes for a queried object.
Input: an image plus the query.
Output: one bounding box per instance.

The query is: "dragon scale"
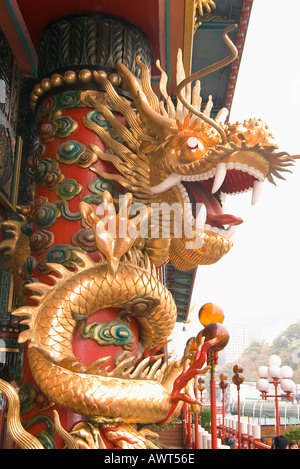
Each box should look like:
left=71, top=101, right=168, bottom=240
left=27, top=348, right=174, bottom=423
left=14, top=251, right=179, bottom=423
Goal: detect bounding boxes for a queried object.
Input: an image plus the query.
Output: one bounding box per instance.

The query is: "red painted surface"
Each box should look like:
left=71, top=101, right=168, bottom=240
left=17, top=0, right=161, bottom=47
left=22, top=94, right=140, bottom=448
left=15, top=0, right=167, bottom=74
left=4, top=0, right=188, bottom=91
left=0, top=1, right=35, bottom=73
left=32, top=105, right=124, bottom=283
left=73, top=307, right=140, bottom=370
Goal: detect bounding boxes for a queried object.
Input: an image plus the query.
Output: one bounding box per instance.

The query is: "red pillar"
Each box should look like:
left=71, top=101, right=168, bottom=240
left=209, top=351, right=218, bottom=450
left=274, top=378, right=280, bottom=435
left=20, top=15, right=152, bottom=449
left=194, top=378, right=199, bottom=449
left=237, top=385, right=241, bottom=448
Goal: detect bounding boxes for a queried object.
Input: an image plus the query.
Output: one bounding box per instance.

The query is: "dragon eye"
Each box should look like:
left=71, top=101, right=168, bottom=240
left=187, top=137, right=199, bottom=149
left=180, top=136, right=206, bottom=163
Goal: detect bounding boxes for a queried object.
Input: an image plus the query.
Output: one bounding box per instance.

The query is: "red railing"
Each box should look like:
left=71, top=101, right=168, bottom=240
left=182, top=404, right=271, bottom=449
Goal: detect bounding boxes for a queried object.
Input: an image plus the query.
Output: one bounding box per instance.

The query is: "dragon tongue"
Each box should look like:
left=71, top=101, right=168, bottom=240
left=207, top=213, right=243, bottom=226
left=183, top=181, right=243, bottom=227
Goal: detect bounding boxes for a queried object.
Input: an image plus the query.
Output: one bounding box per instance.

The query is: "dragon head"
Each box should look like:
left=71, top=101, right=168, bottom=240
left=84, top=26, right=295, bottom=271
left=144, top=113, right=292, bottom=270
left=113, top=26, right=294, bottom=270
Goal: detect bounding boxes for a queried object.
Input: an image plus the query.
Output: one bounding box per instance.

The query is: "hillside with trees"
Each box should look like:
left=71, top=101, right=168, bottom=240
left=219, top=321, right=300, bottom=382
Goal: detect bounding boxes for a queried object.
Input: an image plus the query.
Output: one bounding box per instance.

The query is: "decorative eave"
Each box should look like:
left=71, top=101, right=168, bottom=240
left=163, top=263, right=197, bottom=323
left=0, top=0, right=38, bottom=75
left=0, top=0, right=253, bottom=109
left=224, top=0, right=254, bottom=111
left=0, top=0, right=197, bottom=97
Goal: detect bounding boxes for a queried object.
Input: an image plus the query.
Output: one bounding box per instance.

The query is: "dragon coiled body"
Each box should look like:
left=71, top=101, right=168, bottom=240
left=28, top=348, right=173, bottom=423
left=15, top=250, right=181, bottom=424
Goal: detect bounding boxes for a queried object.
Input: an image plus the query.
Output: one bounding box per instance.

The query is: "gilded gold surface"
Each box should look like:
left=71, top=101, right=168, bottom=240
left=8, top=193, right=216, bottom=442
left=11, top=196, right=179, bottom=424
left=0, top=217, right=32, bottom=305
left=0, top=379, right=44, bottom=449
left=0, top=379, right=79, bottom=449
left=196, top=0, right=216, bottom=17
left=80, top=28, right=294, bottom=270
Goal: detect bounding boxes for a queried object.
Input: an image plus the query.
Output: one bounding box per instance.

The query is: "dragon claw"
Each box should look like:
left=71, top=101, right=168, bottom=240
left=156, top=335, right=221, bottom=426
left=79, top=192, right=151, bottom=274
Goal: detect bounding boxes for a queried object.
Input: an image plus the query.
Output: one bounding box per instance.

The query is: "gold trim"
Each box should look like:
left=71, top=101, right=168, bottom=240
left=183, top=1, right=217, bottom=78
left=183, top=0, right=196, bottom=77
left=12, top=137, right=22, bottom=210
left=0, top=379, right=44, bottom=449
left=0, top=348, right=19, bottom=352
left=0, top=136, right=23, bottom=213
left=29, top=69, right=122, bottom=110
left=8, top=273, right=14, bottom=312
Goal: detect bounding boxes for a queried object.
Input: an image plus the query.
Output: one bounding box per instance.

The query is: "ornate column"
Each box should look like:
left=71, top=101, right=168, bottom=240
left=23, top=15, right=152, bottom=448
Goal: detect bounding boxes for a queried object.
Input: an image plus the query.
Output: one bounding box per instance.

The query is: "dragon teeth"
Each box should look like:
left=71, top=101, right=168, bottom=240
left=150, top=173, right=182, bottom=193
left=212, top=163, right=227, bottom=194
left=181, top=169, right=216, bottom=182
left=152, top=161, right=266, bottom=239
left=181, top=162, right=265, bottom=196
left=151, top=163, right=265, bottom=202
left=177, top=183, right=238, bottom=239
left=204, top=224, right=237, bottom=239
left=251, top=179, right=264, bottom=205
left=195, top=203, right=207, bottom=231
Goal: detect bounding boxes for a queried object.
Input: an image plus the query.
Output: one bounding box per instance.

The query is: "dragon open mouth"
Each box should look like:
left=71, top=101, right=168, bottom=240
left=181, top=180, right=243, bottom=231
left=151, top=162, right=265, bottom=239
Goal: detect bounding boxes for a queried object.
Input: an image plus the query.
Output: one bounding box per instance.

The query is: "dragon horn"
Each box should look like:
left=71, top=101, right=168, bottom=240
left=176, top=24, right=238, bottom=144
left=115, top=61, right=176, bottom=140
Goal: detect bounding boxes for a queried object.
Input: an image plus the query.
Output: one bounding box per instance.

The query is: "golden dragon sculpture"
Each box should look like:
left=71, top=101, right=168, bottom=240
left=0, top=192, right=223, bottom=449
left=0, top=24, right=295, bottom=449
left=82, top=25, right=294, bottom=270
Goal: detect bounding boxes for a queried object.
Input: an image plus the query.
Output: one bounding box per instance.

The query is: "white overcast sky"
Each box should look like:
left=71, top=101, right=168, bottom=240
left=189, top=0, right=300, bottom=344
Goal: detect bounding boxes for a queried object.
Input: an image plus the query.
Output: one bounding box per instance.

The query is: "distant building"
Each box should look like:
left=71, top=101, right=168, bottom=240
left=168, top=321, right=250, bottom=365
left=224, top=322, right=249, bottom=364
